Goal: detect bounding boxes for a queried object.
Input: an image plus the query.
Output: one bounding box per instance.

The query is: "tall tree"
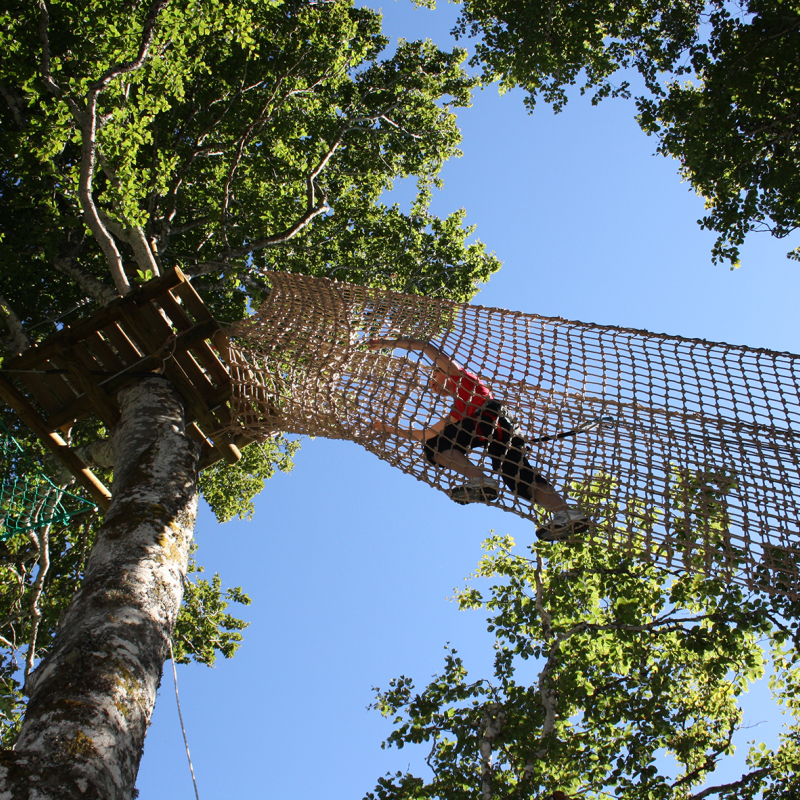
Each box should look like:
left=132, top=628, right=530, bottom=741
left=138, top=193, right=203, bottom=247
left=367, top=495, right=800, bottom=799
left=0, top=0, right=499, bottom=795
left=449, top=0, right=800, bottom=267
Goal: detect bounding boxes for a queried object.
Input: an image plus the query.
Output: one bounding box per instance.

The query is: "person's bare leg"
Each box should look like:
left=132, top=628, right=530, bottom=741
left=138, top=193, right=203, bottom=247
left=434, top=449, right=484, bottom=481
left=532, top=482, right=569, bottom=513
left=437, top=449, right=570, bottom=509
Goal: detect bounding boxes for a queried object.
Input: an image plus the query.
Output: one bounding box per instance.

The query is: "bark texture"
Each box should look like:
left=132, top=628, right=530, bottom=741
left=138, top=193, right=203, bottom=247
left=0, top=377, right=199, bottom=799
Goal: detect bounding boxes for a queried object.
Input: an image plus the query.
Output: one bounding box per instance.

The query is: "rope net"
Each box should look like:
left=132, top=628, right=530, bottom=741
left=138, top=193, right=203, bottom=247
left=0, top=423, right=97, bottom=537
left=223, top=273, right=800, bottom=599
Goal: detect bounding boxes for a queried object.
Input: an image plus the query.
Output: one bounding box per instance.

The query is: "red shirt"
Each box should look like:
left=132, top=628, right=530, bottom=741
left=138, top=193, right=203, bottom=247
left=446, top=369, right=493, bottom=421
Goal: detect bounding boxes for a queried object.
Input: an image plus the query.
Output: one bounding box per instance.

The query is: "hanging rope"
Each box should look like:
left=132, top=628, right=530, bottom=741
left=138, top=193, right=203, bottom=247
left=221, top=272, right=800, bottom=599
left=169, top=638, right=200, bottom=800
left=0, top=421, right=97, bottom=538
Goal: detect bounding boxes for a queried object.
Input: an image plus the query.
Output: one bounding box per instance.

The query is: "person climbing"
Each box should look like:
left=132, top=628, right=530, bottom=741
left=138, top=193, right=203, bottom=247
left=368, top=337, right=588, bottom=541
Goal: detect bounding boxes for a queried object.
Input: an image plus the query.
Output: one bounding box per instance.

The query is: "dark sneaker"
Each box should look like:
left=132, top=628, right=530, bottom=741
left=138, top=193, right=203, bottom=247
left=450, top=477, right=500, bottom=505
left=536, top=508, right=589, bottom=541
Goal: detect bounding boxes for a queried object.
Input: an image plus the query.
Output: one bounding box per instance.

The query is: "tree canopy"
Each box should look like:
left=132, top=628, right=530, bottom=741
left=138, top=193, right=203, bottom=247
left=368, top=526, right=800, bottom=799
left=1, top=0, right=498, bottom=320
left=0, top=0, right=500, bottom=754
left=449, top=0, right=800, bottom=266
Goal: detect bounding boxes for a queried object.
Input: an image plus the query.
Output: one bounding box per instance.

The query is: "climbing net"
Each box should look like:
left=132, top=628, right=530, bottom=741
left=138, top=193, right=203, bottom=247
left=224, top=272, right=800, bottom=599
left=0, top=422, right=97, bottom=537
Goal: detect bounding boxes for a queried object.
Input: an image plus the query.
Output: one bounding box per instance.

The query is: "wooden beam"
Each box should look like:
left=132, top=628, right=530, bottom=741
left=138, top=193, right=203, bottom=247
left=198, top=433, right=255, bottom=471
left=155, top=293, right=231, bottom=385
left=53, top=345, right=121, bottom=428
left=4, top=267, right=186, bottom=372
left=118, top=308, right=241, bottom=464
left=45, top=319, right=222, bottom=430
left=172, top=278, right=215, bottom=322
left=0, top=375, right=112, bottom=511
left=84, top=331, right=126, bottom=372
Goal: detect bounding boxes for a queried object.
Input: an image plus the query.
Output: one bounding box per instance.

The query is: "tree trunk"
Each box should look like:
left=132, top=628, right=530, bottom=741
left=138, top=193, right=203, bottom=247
left=0, top=377, right=199, bottom=799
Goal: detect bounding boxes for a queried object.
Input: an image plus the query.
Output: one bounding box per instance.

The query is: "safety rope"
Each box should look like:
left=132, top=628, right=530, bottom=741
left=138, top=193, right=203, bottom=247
left=169, top=638, right=200, bottom=800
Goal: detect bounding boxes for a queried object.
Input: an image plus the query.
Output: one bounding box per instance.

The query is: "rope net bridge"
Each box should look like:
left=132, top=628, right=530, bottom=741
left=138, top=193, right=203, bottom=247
left=223, top=272, right=800, bottom=600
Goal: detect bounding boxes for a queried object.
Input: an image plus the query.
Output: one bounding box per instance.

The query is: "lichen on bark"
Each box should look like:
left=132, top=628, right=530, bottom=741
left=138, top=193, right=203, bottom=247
left=0, top=377, right=200, bottom=800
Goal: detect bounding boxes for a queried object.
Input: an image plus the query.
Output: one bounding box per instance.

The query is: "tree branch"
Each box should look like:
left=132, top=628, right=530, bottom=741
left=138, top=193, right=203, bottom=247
left=688, top=767, right=770, bottom=799
left=24, top=523, right=52, bottom=689
left=479, top=704, right=504, bottom=800
left=214, top=56, right=338, bottom=244
left=49, top=0, right=170, bottom=295
left=222, top=99, right=407, bottom=260
left=673, top=714, right=739, bottom=790
left=95, top=147, right=162, bottom=277
left=36, top=1, right=62, bottom=96
left=72, top=93, right=130, bottom=294
left=87, top=0, right=170, bottom=95
left=169, top=216, right=215, bottom=237
left=0, top=294, right=31, bottom=354
left=532, top=553, right=558, bottom=756
left=98, top=210, right=160, bottom=278
left=0, top=82, right=26, bottom=128
left=226, top=202, right=330, bottom=258
left=54, top=251, right=119, bottom=306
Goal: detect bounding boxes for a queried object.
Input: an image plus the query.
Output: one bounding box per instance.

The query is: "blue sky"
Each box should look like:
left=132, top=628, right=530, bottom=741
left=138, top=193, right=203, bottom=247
left=135, top=2, right=800, bottom=797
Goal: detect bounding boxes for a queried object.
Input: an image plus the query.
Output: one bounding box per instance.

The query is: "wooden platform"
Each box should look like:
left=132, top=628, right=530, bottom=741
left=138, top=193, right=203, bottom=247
left=0, top=267, right=250, bottom=511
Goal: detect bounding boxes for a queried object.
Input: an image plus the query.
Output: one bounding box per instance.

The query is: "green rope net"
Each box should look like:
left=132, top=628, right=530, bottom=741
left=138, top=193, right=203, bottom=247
left=0, top=423, right=97, bottom=538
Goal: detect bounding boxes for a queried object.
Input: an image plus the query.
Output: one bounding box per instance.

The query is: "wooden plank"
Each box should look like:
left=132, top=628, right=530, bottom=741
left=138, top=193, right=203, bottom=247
left=158, top=288, right=231, bottom=386
left=197, top=442, right=215, bottom=469
left=138, top=302, right=221, bottom=395
left=101, top=322, right=143, bottom=364
left=188, top=340, right=230, bottom=387
left=198, top=383, right=232, bottom=415
left=84, top=331, right=126, bottom=373
left=117, top=306, right=240, bottom=464
left=154, top=295, right=231, bottom=391
left=114, top=305, right=171, bottom=362
left=133, top=302, right=218, bottom=398
left=0, top=374, right=112, bottom=510
left=17, top=373, right=62, bottom=416
left=53, top=344, right=121, bottom=428
left=101, top=319, right=222, bottom=391
left=211, top=329, right=231, bottom=362
left=35, top=361, right=79, bottom=408
left=160, top=361, right=239, bottom=464
left=172, top=279, right=215, bottom=323
left=46, top=319, right=222, bottom=430
left=211, top=398, right=233, bottom=428
left=178, top=355, right=217, bottom=394
left=4, top=267, right=186, bottom=372
left=186, top=422, right=211, bottom=446
left=154, top=291, right=194, bottom=331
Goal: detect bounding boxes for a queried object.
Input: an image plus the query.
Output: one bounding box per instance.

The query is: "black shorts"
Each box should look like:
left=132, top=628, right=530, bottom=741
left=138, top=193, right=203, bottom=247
left=423, top=400, right=549, bottom=500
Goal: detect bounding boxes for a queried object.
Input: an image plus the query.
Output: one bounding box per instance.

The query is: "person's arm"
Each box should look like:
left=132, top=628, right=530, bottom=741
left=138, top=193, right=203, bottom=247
left=367, top=337, right=463, bottom=375
left=372, top=416, right=450, bottom=442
